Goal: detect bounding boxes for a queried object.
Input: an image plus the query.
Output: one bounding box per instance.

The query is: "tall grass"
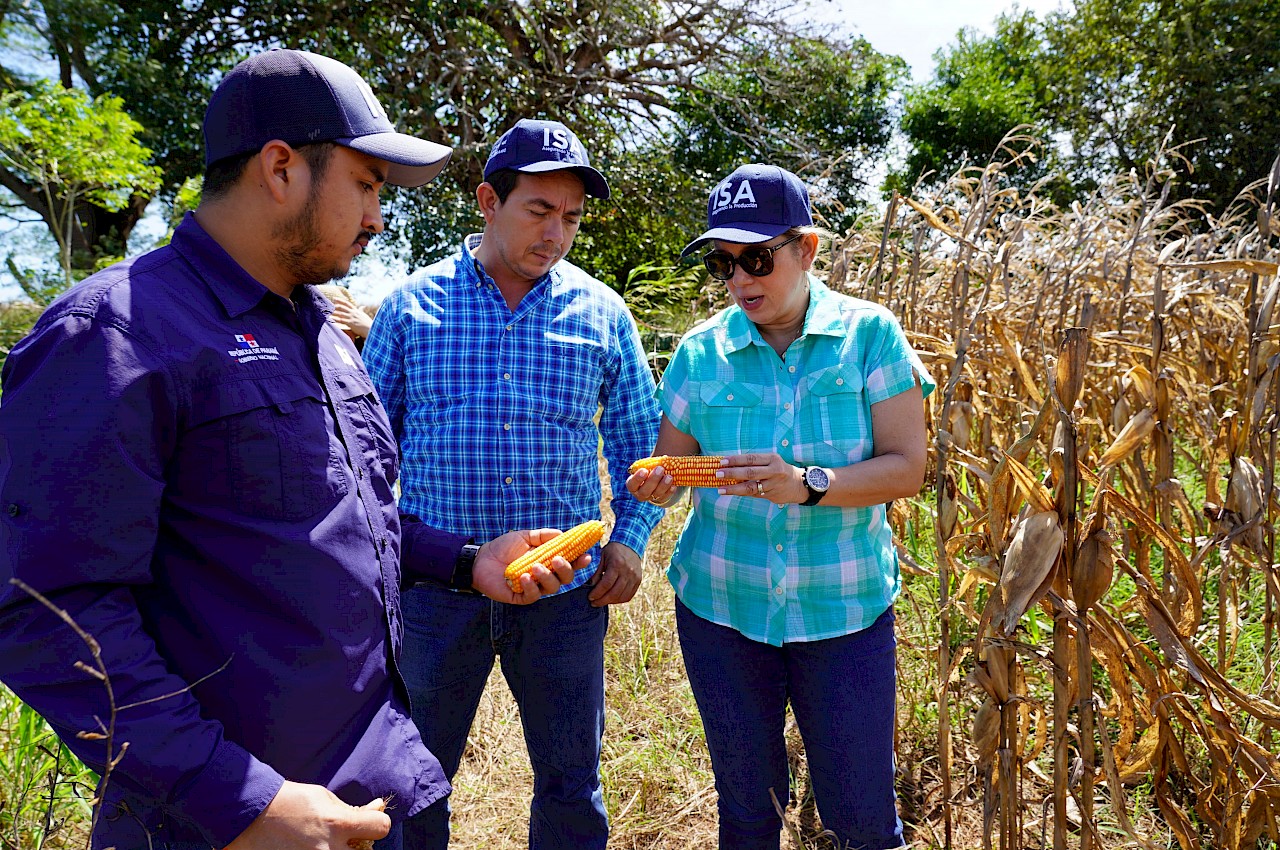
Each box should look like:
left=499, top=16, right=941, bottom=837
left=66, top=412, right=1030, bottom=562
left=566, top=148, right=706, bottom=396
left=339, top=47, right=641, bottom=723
left=0, top=687, right=92, bottom=850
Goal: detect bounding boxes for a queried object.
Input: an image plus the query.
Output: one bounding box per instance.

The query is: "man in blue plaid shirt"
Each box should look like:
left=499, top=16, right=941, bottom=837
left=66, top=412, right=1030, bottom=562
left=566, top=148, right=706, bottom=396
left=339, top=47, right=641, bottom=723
left=362, top=119, right=662, bottom=849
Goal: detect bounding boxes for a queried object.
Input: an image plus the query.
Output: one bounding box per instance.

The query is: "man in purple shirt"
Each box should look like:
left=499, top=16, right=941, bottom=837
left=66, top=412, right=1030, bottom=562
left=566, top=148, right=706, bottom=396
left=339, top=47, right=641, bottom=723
left=0, top=49, right=579, bottom=850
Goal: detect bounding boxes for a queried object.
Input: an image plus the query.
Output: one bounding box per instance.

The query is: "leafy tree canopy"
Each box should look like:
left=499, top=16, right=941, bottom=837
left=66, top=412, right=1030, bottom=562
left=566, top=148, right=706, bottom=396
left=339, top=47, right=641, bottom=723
left=899, top=0, right=1280, bottom=214
left=1, top=0, right=903, bottom=292
left=0, top=78, right=161, bottom=292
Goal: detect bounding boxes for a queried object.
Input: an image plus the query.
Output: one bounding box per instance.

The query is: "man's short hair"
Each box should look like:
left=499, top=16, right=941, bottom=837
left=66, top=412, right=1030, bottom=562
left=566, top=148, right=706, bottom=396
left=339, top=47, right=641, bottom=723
left=486, top=168, right=520, bottom=203
left=485, top=167, right=588, bottom=204
left=202, top=142, right=338, bottom=201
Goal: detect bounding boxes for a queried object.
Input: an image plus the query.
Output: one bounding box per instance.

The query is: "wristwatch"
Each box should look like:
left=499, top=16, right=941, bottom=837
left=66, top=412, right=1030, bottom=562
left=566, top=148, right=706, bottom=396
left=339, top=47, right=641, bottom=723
left=450, top=542, right=482, bottom=593
left=801, top=466, right=831, bottom=506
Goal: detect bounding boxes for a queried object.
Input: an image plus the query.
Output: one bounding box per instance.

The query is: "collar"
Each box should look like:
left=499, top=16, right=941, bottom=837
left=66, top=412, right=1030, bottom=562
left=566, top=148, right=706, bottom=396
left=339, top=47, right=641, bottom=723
left=170, top=213, right=286, bottom=319
left=723, top=274, right=847, bottom=354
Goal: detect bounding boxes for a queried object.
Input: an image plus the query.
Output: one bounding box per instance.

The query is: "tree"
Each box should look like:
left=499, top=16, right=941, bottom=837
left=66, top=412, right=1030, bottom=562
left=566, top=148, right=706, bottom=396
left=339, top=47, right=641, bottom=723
left=1045, top=0, right=1280, bottom=211
left=899, top=0, right=1280, bottom=213
left=0, top=79, right=161, bottom=292
left=897, top=12, right=1049, bottom=188
left=671, top=35, right=906, bottom=233
left=3, top=0, right=904, bottom=292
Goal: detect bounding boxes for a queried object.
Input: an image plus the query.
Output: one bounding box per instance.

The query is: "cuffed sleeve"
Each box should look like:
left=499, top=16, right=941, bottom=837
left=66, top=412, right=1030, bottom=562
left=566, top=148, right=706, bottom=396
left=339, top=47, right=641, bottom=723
left=399, top=513, right=472, bottom=586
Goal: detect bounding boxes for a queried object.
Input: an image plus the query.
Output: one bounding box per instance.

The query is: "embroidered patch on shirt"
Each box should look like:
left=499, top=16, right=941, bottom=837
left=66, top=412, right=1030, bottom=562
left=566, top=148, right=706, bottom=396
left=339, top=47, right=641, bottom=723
left=227, top=333, right=280, bottom=363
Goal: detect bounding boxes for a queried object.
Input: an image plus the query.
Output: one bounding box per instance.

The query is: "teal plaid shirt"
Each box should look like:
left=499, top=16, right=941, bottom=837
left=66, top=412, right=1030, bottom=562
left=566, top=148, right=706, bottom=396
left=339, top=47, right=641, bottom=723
left=659, top=277, right=935, bottom=645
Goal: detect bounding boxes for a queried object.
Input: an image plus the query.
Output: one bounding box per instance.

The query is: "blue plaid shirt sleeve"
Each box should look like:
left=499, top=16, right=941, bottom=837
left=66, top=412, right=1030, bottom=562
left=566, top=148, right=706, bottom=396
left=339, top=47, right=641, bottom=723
left=363, top=290, right=408, bottom=438
left=598, top=307, right=663, bottom=556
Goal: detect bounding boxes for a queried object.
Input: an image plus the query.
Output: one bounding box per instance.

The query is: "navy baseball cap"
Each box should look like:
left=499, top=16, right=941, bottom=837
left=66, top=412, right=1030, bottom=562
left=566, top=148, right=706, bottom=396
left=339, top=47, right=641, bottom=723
left=203, top=48, right=453, bottom=188
left=483, top=119, right=610, bottom=199
left=680, top=164, right=813, bottom=257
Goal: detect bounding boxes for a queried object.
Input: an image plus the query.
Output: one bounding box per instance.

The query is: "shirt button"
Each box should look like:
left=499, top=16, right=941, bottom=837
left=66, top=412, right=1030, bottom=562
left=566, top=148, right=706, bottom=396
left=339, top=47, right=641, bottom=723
left=504, top=423, right=511, bottom=431
left=726, top=394, right=734, bottom=401
left=503, top=372, right=511, bottom=380
left=775, top=586, right=784, bottom=595
left=6, top=503, right=18, bottom=517
left=505, top=325, right=512, bottom=331
left=788, top=366, right=796, bottom=373
left=775, top=544, right=783, bottom=552
left=357, top=467, right=364, bottom=480
left=784, top=402, right=791, bottom=410
left=781, top=439, right=789, bottom=447
left=836, top=378, right=844, bottom=386
left=505, top=476, right=513, bottom=484
left=380, top=538, right=388, bottom=552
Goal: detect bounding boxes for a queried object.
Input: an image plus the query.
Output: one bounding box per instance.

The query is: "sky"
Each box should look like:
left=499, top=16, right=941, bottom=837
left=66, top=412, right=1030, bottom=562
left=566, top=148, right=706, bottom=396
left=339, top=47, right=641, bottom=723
left=2, top=0, right=1071, bottom=302
left=803, top=0, right=1067, bottom=82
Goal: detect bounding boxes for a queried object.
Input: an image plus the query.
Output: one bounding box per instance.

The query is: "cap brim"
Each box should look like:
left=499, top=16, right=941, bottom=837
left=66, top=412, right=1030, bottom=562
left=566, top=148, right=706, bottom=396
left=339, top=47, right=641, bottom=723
left=516, top=162, right=611, bottom=199
left=679, top=223, right=791, bottom=258
left=343, top=133, right=454, bottom=188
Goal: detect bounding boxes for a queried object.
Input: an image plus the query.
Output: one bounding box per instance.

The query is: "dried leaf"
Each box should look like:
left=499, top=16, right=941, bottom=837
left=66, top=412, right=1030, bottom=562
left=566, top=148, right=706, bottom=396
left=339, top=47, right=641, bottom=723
left=1167, top=259, right=1279, bottom=276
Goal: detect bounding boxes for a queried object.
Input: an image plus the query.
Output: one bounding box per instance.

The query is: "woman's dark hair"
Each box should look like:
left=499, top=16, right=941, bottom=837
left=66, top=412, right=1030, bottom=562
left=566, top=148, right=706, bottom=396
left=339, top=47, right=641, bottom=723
left=201, top=141, right=338, bottom=200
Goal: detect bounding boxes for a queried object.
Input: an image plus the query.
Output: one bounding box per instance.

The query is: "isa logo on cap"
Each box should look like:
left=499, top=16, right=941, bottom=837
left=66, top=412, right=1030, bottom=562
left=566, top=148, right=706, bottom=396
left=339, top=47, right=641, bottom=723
left=541, top=125, right=585, bottom=162
left=713, top=177, right=758, bottom=213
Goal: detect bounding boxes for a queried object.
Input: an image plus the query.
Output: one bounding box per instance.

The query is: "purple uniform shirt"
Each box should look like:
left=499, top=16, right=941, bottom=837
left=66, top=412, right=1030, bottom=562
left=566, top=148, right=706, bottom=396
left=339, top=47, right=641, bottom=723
left=0, top=215, right=458, bottom=848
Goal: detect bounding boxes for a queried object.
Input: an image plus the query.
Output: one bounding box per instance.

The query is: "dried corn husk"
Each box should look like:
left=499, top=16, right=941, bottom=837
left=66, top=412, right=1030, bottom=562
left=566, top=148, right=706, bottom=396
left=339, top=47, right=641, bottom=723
left=996, top=510, right=1064, bottom=636
left=1098, top=409, right=1156, bottom=468
left=1072, top=526, right=1115, bottom=611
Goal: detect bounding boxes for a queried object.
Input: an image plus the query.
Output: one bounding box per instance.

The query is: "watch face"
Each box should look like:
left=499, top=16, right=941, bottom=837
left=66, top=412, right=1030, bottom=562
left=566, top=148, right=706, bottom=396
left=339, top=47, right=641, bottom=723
left=806, top=466, right=830, bottom=491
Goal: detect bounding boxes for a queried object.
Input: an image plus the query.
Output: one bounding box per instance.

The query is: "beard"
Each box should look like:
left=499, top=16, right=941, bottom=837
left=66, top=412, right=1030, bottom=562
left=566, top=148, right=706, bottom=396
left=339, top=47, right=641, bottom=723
left=272, top=186, right=360, bottom=287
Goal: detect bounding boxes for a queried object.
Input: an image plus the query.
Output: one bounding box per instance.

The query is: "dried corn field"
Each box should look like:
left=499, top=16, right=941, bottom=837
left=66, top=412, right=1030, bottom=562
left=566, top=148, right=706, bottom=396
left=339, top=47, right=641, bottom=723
left=824, top=138, right=1280, bottom=850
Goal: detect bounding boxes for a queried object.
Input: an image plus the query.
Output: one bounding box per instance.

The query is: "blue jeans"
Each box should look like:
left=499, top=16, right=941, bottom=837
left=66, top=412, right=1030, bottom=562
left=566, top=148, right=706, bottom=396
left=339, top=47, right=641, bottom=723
left=400, top=581, right=609, bottom=850
left=676, top=599, right=904, bottom=850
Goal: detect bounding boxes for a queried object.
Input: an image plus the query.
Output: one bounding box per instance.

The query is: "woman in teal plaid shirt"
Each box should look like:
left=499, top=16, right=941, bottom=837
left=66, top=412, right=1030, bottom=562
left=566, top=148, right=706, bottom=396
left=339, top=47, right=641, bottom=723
left=627, top=164, right=935, bottom=850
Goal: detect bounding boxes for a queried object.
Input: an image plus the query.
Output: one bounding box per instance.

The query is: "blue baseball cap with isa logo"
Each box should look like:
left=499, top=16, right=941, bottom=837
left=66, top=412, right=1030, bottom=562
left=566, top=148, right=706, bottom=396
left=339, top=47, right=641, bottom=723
left=483, top=118, right=611, bottom=199
left=680, top=163, right=813, bottom=257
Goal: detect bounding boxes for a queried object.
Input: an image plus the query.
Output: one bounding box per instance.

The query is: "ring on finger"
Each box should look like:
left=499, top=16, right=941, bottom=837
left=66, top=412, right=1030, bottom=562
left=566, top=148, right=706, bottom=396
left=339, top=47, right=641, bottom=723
left=756, top=480, right=765, bottom=496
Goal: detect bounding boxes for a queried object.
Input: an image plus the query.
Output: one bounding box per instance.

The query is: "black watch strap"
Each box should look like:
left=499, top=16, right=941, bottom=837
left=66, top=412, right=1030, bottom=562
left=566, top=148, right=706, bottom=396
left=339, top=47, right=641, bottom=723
left=450, top=542, right=482, bottom=593
left=801, top=467, right=827, bottom=506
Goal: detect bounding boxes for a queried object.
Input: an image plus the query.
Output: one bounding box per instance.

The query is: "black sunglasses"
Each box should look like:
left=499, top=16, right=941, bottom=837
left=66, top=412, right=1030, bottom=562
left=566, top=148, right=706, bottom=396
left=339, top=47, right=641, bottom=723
left=702, top=233, right=803, bottom=280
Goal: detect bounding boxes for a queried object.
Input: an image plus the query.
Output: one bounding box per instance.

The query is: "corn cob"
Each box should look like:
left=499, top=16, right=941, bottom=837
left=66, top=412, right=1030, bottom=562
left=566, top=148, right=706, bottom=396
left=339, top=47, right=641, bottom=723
left=504, top=520, right=605, bottom=590
left=628, top=455, right=743, bottom=487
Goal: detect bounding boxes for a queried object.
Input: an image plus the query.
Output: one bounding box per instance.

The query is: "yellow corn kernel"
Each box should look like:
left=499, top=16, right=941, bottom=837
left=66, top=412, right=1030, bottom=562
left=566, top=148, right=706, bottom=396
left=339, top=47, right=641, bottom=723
left=504, top=520, right=606, bottom=590
left=629, top=455, right=742, bottom=487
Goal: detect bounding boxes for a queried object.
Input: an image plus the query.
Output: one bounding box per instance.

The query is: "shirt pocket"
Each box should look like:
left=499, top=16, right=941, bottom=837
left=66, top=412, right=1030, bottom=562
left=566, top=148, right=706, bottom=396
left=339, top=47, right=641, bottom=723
left=184, top=374, right=349, bottom=521
left=541, top=340, right=604, bottom=427
left=801, top=365, right=872, bottom=467
left=332, top=369, right=400, bottom=486
left=695, top=380, right=772, bottom=453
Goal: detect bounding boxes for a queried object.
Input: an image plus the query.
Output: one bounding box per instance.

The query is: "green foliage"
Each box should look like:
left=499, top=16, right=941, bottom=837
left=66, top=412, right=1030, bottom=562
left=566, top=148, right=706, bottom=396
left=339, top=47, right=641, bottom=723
left=898, top=12, right=1049, bottom=188
left=3, top=0, right=903, bottom=289
left=672, top=36, right=906, bottom=233
left=0, top=79, right=161, bottom=287
left=0, top=299, right=45, bottom=361
left=1044, top=0, right=1280, bottom=211
left=900, top=0, right=1280, bottom=213
left=0, top=685, right=94, bottom=850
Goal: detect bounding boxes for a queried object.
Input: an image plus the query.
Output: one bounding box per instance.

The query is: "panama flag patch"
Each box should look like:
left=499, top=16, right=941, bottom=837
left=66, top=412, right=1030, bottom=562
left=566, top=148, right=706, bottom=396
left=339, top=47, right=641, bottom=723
left=226, top=332, right=280, bottom=363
